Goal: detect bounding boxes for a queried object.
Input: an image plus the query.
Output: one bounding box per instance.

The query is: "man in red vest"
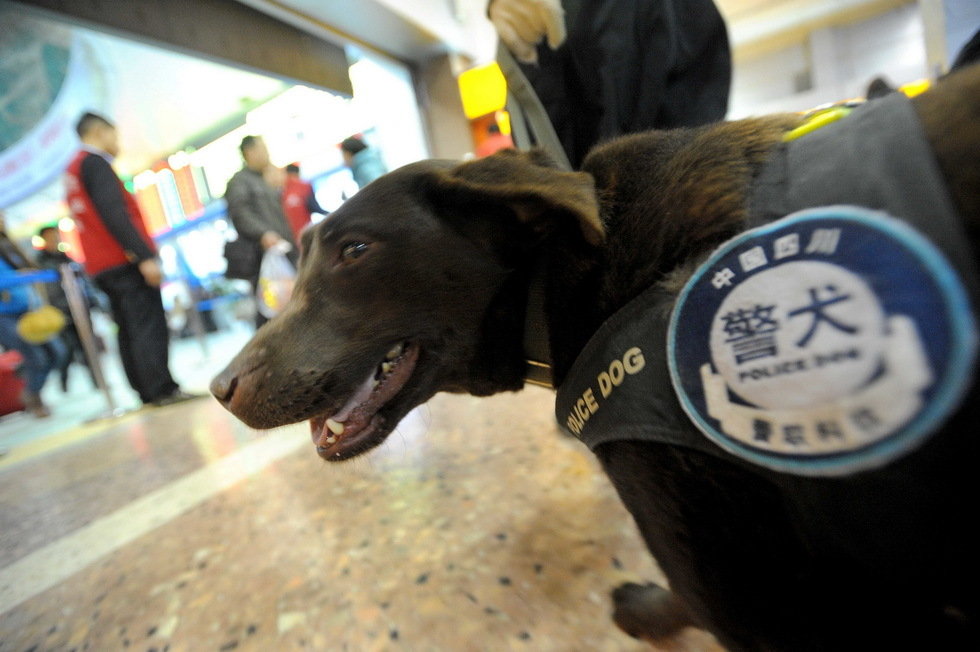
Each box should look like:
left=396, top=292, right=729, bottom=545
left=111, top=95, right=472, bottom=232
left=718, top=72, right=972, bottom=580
left=65, top=113, right=195, bottom=407
left=281, top=163, right=327, bottom=243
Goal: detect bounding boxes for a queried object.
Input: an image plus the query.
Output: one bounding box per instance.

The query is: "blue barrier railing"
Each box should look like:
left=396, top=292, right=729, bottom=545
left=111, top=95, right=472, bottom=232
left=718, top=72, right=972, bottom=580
left=152, top=199, right=229, bottom=243
left=0, top=269, right=59, bottom=290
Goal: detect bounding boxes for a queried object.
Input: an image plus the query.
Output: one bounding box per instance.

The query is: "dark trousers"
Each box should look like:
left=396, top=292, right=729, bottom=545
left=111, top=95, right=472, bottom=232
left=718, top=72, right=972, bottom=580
left=95, top=264, right=178, bottom=403
left=57, top=321, right=97, bottom=390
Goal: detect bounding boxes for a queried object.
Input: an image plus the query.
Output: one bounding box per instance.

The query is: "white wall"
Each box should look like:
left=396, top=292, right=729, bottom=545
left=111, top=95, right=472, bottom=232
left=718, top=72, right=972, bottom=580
left=372, top=0, right=499, bottom=64
left=729, top=3, right=929, bottom=118
left=945, top=0, right=980, bottom=63
left=347, top=48, right=431, bottom=170
left=834, top=3, right=930, bottom=95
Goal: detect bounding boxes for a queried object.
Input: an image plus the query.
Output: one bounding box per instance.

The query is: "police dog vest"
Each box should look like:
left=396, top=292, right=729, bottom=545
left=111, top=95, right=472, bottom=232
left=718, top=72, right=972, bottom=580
left=556, top=91, right=978, bottom=476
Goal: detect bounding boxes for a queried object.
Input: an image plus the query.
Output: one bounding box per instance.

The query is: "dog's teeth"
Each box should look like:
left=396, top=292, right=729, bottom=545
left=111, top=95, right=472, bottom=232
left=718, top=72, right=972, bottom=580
left=326, top=418, right=345, bottom=435
left=372, top=379, right=380, bottom=388
left=386, top=344, right=403, bottom=360
left=325, top=435, right=337, bottom=444
left=381, top=361, right=392, bottom=374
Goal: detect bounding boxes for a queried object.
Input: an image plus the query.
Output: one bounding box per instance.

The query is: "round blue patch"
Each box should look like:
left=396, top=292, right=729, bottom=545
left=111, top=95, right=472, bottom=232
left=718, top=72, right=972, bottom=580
left=668, top=206, right=977, bottom=476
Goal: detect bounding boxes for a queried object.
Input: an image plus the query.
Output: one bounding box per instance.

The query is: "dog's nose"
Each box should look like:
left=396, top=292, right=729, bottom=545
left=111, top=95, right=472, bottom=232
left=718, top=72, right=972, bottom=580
left=210, top=367, right=239, bottom=404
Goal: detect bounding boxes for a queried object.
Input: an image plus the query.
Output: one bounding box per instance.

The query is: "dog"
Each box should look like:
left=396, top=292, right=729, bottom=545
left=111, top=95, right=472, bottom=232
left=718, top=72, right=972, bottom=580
left=212, top=63, right=980, bottom=650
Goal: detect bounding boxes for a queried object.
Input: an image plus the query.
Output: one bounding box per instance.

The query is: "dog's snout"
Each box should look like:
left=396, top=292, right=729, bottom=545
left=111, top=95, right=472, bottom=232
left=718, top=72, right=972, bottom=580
left=210, top=367, right=239, bottom=404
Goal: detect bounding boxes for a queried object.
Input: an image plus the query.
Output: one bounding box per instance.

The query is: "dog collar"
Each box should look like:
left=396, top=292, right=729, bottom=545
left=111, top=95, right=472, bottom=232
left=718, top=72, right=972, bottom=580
left=523, top=257, right=554, bottom=388
left=782, top=79, right=931, bottom=143
left=524, top=358, right=553, bottom=388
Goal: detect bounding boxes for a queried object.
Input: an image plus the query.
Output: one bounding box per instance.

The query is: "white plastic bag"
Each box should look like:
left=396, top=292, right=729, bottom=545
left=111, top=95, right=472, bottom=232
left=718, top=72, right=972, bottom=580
left=256, top=242, right=296, bottom=318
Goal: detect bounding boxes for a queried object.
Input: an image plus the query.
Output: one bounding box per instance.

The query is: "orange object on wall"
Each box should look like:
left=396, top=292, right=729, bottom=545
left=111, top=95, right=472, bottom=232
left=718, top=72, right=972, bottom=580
left=136, top=184, right=169, bottom=236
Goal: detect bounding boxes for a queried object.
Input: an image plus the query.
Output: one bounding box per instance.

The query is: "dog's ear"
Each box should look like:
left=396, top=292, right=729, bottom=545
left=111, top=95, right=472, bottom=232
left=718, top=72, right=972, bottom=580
left=427, top=148, right=604, bottom=246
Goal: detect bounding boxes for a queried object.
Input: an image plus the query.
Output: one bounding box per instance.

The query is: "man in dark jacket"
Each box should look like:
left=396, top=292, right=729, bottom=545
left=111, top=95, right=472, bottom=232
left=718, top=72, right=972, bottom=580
left=224, top=135, right=297, bottom=328
left=66, top=112, right=194, bottom=407
left=489, top=0, right=732, bottom=168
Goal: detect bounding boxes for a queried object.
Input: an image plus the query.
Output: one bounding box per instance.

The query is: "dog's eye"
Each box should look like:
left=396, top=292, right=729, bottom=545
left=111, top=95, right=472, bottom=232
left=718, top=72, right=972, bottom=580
left=341, top=241, right=370, bottom=261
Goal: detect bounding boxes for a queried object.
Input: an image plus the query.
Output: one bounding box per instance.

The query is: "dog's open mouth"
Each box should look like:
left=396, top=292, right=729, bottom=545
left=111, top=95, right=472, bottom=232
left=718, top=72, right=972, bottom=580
left=309, top=341, right=419, bottom=460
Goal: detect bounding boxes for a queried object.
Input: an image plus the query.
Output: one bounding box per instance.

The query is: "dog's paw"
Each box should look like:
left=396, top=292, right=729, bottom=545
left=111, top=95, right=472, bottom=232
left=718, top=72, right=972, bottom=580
left=612, top=581, right=694, bottom=641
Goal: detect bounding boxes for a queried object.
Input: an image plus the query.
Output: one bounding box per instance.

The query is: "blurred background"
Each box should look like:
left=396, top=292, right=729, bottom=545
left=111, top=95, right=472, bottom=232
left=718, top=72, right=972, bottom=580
left=1, top=0, right=976, bottom=332
left=1, top=1, right=979, bottom=649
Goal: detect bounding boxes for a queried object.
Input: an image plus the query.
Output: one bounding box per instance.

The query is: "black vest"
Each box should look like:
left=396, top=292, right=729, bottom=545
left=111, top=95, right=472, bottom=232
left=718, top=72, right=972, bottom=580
left=556, top=92, right=978, bottom=477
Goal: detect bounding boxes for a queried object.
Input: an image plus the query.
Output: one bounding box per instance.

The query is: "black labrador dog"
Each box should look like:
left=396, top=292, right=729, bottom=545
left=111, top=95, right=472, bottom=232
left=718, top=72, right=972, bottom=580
left=212, top=64, right=980, bottom=650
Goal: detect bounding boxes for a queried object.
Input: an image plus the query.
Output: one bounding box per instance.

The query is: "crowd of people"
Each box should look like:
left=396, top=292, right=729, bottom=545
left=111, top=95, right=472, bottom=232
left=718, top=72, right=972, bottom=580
left=224, top=132, right=388, bottom=327
left=0, top=212, right=64, bottom=418
left=0, top=110, right=389, bottom=420
left=2, top=0, right=729, bottom=421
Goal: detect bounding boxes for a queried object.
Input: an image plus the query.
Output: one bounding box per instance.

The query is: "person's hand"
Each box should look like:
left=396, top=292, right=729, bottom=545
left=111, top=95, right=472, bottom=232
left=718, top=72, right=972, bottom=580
left=138, top=259, right=163, bottom=288
left=489, top=0, right=566, bottom=64
left=260, top=231, right=282, bottom=250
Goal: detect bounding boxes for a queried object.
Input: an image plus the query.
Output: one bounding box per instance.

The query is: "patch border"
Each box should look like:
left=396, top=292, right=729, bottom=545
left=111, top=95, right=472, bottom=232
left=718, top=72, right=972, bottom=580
left=667, top=206, right=977, bottom=476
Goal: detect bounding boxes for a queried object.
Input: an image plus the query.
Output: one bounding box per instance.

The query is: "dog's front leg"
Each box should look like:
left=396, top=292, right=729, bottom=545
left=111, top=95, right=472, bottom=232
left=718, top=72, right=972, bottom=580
left=612, top=581, right=697, bottom=642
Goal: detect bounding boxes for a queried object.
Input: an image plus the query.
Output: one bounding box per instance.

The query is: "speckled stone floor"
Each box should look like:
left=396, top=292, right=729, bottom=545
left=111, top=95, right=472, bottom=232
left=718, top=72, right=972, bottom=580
left=0, top=384, right=722, bottom=651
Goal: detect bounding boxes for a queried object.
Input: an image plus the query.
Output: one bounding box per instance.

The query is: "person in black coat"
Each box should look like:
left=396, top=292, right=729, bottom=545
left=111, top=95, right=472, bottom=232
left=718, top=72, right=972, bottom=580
left=225, top=135, right=298, bottom=329
left=489, top=0, right=732, bottom=168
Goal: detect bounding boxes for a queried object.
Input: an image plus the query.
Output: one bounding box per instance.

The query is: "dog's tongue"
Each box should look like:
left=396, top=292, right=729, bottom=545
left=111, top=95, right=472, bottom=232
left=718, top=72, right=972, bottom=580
left=334, top=374, right=377, bottom=423
left=311, top=375, right=375, bottom=448
left=311, top=345, right=419, bottom=451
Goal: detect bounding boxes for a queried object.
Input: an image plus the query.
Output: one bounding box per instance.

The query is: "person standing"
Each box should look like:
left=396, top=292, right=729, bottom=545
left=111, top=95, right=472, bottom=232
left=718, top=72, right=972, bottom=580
left=0, top=212, right=61, bottom=417
left=340, top=136, right=388, bottom=189
left=281, top=163, right=327, bottom=243
left=66, top=112, right=194, bottom=407
left=224, top=135, right=297, bottom=328
left=488, top=0, right=732, bottom=168
left=34, top=225, right=100, bottom=391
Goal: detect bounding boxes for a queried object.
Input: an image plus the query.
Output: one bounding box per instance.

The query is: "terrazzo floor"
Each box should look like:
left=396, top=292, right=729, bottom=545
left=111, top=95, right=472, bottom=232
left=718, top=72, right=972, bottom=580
left=0, top=350, right=722, bottom=650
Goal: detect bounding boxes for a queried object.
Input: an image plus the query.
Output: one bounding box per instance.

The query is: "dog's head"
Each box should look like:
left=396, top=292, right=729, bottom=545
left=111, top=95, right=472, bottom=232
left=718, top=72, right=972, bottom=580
left=211, top=149, right=601, bottom=460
